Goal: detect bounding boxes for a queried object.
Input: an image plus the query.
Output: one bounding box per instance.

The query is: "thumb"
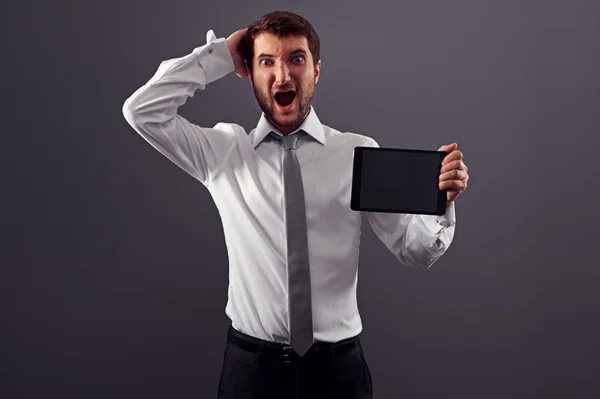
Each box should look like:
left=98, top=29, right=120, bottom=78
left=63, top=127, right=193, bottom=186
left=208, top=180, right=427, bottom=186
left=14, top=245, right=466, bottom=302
left=438, top=142, right=457, bottom=153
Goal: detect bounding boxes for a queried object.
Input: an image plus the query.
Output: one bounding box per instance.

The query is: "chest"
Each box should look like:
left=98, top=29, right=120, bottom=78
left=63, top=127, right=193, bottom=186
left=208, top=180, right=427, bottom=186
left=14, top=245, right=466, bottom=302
left=227, top=140, right=356, bottom=221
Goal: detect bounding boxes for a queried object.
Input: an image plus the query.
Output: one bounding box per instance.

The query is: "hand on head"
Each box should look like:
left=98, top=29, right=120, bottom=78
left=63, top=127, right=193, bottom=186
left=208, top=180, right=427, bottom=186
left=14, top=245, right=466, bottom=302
left=226, top=28, right=250, bottom=78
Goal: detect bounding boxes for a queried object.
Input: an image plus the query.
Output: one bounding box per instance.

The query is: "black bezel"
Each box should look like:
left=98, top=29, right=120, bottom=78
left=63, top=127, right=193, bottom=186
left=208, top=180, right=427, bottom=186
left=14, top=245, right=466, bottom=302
left=350, top=146, right=448, bottom=216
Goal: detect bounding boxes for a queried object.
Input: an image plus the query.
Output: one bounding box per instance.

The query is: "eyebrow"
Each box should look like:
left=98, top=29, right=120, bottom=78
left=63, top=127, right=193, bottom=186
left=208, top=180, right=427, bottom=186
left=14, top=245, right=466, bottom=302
left=257, top=49, right=307, bottom=58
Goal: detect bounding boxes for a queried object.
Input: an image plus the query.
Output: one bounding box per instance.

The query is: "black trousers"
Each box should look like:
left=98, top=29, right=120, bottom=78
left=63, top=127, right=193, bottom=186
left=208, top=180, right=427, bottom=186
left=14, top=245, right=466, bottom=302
left=217, top=326, right=373, bottom=399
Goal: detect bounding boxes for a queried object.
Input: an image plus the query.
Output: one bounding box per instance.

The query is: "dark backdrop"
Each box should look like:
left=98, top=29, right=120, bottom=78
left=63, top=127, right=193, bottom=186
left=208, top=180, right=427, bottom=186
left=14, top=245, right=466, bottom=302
left=3, top=0, right=600, bottom=397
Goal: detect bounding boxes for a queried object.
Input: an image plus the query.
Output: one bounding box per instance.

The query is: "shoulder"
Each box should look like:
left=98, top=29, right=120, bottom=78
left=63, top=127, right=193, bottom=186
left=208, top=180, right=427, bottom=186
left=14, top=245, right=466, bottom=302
left=322, top=124, right=380, bottom=148
left=212, top=122, right=247, bottom=134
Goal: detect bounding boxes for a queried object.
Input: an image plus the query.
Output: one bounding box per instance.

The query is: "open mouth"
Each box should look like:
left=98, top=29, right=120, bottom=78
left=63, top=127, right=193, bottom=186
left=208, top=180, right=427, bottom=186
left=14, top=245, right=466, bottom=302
left=274, top=91, right=296, bottom=107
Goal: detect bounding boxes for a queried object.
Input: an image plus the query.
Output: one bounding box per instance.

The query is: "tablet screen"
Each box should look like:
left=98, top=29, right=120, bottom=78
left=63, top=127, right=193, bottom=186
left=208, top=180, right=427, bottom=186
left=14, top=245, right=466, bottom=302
left=350, top=147, right=447, bottom=215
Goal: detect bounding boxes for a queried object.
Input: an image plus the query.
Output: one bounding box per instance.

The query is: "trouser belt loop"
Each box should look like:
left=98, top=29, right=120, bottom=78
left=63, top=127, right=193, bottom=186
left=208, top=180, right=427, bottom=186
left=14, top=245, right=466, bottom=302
left=329, top=343, right=336, bottom=364
left=258, top=341, right=265, bottom=363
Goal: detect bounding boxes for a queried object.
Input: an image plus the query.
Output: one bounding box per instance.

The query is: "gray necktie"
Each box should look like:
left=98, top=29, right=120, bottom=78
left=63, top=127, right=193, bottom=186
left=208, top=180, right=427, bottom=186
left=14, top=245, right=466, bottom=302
left=271, top=131, right=314, bottom=357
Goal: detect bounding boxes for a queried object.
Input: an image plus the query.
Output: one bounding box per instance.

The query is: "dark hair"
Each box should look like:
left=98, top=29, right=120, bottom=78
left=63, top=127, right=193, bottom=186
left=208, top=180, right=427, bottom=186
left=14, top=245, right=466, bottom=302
left=238, top=11, right=320, bottom=74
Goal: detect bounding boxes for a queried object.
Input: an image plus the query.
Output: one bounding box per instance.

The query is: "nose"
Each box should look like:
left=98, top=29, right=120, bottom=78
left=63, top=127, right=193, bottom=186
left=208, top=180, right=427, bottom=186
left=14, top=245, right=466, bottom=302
left=274, top=61, right=291, bottom=85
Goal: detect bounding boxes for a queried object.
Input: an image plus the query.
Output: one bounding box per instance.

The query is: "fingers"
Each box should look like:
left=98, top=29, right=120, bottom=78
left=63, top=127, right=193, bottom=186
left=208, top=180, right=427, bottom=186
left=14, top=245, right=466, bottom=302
left=439, top=169, right=468, bottom=182
left=438, top=142, right=457, bottom=152
left=442, top=150, right=463, bottom=165
left=439, top=179, right=467, bottom=191
left=436, top=145, right=469, bottom=200
left=441, top=159, right=468, bottom=174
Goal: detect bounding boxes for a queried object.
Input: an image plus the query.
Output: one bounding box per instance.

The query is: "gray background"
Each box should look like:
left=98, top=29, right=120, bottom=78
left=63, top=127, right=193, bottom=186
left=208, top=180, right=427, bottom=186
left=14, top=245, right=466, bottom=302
left=2, top=0, right=600, bottom=398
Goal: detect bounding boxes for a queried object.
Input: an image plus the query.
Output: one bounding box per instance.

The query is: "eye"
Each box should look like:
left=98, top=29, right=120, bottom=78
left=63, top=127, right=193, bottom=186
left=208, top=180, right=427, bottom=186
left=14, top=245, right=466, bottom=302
left=260, top=59, right=273, bottom=65
left=293, top=56, right=305, bottom=63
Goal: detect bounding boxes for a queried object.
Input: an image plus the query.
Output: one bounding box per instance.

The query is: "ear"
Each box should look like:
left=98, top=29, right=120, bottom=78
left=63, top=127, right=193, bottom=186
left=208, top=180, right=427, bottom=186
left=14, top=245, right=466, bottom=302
left=246, top=64, right=253, bottom=87
left=314, top=60, right=321, bottom=84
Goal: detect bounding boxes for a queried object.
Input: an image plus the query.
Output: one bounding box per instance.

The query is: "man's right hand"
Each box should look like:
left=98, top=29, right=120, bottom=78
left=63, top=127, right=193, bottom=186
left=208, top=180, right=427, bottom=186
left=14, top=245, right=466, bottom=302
left=226, top=28, right=249, bottom=78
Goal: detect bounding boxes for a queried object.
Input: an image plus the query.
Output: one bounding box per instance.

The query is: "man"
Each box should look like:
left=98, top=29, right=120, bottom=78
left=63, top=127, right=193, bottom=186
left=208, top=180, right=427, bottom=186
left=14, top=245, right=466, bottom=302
left=122, top=10, right=468, bottom=399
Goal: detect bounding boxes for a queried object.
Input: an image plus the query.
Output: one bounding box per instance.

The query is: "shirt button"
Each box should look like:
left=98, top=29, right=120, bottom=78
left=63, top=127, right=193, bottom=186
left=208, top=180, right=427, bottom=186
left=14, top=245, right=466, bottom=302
left=208, top=48, right=213, bottom=54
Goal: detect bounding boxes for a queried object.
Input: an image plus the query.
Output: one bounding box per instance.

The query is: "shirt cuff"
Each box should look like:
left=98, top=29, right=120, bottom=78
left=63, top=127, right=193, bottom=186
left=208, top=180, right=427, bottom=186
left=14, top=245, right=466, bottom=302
left=420, top=201, right=456, bottom=232
left=197, top=30, right=236, bottom=84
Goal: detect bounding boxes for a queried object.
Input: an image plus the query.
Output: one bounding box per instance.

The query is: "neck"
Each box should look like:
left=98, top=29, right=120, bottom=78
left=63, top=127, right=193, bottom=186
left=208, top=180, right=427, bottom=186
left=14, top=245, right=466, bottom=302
left=269, top=108, right=311, bottom=135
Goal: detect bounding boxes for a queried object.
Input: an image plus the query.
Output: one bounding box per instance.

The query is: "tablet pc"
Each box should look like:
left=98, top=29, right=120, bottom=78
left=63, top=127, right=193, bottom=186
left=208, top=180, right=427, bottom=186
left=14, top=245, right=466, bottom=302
left=350, top=146, right=448, bottom=215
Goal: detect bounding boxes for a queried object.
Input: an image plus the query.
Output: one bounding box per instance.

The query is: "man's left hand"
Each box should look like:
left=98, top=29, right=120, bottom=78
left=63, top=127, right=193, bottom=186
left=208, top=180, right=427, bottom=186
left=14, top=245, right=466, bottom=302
left=438, top=143, right=469, bottom=203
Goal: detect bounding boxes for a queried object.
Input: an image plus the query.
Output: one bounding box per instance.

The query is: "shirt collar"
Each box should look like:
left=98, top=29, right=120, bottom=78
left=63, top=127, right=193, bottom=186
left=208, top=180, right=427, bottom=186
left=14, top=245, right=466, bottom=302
left=250, top=106, right=326, bottom=148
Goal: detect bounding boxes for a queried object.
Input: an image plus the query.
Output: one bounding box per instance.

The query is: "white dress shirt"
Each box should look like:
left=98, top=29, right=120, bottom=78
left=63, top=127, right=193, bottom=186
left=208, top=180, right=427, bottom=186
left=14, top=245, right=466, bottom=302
left=122, top=30, right=456, bottom=344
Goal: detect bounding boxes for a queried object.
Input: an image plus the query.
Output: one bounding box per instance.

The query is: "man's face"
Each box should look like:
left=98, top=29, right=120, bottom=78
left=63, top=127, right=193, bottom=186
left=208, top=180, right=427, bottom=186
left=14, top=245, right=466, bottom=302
left=248, top=32, right=321, bottom=134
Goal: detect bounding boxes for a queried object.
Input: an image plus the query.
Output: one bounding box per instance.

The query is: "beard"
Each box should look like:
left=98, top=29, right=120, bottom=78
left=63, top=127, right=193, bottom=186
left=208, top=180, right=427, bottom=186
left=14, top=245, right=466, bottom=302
left=252, top=79, right=315, bottom=130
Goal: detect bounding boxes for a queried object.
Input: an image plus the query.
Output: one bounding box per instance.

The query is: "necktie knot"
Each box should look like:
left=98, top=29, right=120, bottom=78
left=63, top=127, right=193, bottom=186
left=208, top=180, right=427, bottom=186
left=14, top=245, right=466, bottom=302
left=282, top=134, right=299, bottom=151
left=271, top=131, right=302, bottom=151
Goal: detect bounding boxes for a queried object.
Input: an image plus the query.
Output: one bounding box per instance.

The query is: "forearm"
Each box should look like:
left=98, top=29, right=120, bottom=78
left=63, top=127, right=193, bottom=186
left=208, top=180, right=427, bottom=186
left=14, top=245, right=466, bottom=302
left=122, top=30, right=234, bottom=127
left=367, top=202, right=456, bottom=268
left=120, top=30, right=237, bottom=185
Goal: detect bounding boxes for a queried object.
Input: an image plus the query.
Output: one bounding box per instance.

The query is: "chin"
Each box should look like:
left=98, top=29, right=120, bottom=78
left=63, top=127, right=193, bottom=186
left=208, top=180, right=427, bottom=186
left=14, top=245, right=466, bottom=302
left=275, top=112, right=301, bottom=125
